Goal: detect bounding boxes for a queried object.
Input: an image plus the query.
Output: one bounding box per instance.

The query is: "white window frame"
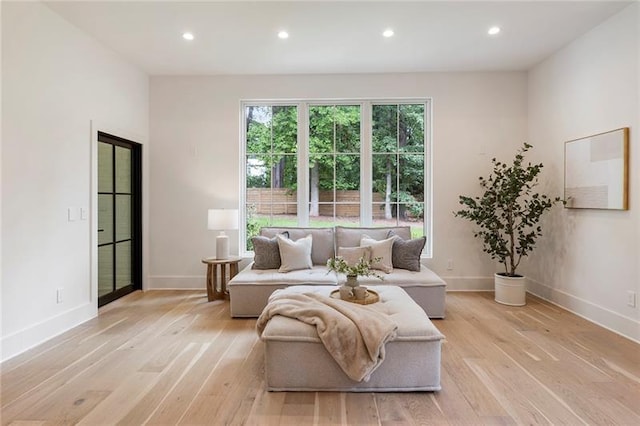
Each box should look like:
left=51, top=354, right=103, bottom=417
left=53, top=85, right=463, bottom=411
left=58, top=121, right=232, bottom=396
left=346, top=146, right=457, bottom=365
left=239, top=98, right=433, bottom=257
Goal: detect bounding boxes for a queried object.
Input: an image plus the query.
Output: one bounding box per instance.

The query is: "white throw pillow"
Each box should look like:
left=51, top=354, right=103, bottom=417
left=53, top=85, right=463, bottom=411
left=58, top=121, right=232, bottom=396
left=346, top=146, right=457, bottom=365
left=337, top=246, right=371, bottom=266
left=360, top=235, right=394, bottom=273
left=277, top=234, right=313, bottom=273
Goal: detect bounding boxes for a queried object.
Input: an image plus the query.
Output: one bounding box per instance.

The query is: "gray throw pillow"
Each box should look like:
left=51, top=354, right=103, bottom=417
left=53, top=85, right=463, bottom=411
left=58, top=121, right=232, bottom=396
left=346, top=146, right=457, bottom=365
left=388, top=231, right=426, bottom=272
left=252, top=231, right=289, bottom=270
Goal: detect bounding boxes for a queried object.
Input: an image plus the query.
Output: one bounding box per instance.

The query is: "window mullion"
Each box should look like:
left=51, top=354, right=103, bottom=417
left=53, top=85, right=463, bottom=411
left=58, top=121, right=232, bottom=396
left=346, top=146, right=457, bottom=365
left=270, top=107, right=274, bottom=224
left=297, top=102, right=309, bottom=226
left=424, top=100, right=433, bottom=257
left=239, top=103, right=248, bottom=255
left=360, top=102, right=372, bottom=226
left=396, top=105, right=401, bottom=226
left=331, top=105, right=339, bottom=223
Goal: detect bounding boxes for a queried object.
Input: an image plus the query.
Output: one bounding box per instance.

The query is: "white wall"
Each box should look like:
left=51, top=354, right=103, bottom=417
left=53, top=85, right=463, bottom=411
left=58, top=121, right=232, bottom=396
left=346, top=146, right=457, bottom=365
left=149, top=72, right=528, bottom=290
left=527, top=3, right=639, bottom=341
left=1, top=2, right=149, bottom=360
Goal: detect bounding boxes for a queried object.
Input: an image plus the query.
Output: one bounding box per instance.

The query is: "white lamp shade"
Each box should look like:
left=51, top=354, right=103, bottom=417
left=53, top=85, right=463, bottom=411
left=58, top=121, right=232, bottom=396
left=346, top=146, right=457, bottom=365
left=207, top=209, right=239, bottom=231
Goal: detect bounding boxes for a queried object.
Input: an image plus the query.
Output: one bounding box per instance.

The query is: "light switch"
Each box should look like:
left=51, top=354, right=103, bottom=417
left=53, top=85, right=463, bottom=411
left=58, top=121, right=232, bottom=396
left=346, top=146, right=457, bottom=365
left=68, top=207, right=78, bottom=222
left=80, top=207, right=88, bottom=220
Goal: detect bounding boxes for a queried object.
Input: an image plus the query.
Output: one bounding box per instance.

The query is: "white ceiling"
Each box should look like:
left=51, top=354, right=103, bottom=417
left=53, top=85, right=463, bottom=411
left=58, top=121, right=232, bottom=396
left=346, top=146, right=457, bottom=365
left=45, top=1, right=632, bottom=76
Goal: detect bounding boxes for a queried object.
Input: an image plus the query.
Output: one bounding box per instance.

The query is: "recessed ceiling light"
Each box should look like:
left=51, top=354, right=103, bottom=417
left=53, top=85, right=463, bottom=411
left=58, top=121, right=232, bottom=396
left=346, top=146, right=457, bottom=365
left=488, top=26, right=501, bottom=36
left=278, top=30, right=289, bottom=39
left=383, top=29, right=394, bottom=38
left=182, top=32, right=194, bottom=41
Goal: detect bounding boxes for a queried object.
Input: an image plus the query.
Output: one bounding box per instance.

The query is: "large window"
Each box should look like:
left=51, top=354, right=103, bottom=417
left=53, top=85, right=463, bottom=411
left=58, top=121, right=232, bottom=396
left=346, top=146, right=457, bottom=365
left=309, top=105, right=361, bottom=227
left=245, top=105, right=298, bottom=250
left=371, top=104, right=425, bottom=230
left=241, top=100, right=431, bottom=255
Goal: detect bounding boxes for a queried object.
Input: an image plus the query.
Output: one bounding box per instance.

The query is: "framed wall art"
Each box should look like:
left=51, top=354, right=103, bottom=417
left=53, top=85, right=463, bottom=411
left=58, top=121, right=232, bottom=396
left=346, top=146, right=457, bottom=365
left=564, top=127, right=629, bottom=210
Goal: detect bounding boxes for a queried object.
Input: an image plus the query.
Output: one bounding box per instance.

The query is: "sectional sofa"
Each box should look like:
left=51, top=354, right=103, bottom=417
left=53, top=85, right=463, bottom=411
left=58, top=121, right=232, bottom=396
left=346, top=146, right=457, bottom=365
left=228, top=226, right=447, bottom=318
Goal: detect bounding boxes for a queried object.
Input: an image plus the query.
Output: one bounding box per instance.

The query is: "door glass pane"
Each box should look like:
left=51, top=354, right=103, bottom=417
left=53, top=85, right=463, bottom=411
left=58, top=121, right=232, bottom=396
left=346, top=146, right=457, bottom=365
left=98, top=142, right=113, bottom=192
left=98, top=245, right=113, bottom=297
left=116, top=241, right=132, bottom=290
left=115, top=146, right=131, bottom=193
left=98, top=194, right=113, bottom=245
left=115, top=195, right=131, bottom=241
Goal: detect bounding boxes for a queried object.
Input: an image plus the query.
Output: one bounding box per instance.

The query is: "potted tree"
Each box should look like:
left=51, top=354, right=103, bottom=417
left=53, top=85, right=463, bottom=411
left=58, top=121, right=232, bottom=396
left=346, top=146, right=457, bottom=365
left=454, top=143, right=562, bottom=306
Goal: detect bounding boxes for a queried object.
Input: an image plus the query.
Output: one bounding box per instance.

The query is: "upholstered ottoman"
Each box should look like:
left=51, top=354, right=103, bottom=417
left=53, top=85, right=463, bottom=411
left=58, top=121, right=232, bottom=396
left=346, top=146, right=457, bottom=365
left=260, top=285, right=444, bottom=392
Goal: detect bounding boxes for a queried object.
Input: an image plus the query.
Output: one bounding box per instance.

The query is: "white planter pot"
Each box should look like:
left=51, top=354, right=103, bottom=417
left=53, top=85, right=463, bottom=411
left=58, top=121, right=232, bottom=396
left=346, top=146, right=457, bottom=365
left=494, top=273, right=526, bottom=306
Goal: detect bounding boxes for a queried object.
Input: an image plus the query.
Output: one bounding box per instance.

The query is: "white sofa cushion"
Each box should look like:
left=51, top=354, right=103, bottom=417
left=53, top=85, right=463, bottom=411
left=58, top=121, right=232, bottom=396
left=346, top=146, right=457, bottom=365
left=357, top=265, right=443, bottom=286
left=228, top=263, right=446, bottom=318
left=264, top=286, right=443, bottom=341
left=230, top=265, right=338, bottom=286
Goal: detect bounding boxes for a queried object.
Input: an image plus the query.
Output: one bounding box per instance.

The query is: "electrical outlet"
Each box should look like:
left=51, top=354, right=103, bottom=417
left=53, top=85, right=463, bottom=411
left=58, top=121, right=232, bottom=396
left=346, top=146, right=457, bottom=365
left=627, top=291, right=636, bottom=308
left=446, top=259, right=454, bottom=270
left=56, top=288, right=63, bottom=304
left=68, top=207, right=78, bottom=222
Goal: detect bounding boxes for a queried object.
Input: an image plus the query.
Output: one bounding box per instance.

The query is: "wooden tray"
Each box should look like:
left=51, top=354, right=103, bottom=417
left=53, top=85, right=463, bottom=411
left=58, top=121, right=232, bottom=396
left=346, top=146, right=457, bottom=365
left=330, top=289, right=380, bottom=305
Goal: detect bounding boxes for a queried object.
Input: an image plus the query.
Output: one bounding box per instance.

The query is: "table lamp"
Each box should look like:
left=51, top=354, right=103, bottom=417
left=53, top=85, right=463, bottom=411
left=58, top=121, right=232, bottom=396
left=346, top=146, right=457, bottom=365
left=207, top=209, right=239, bottom=259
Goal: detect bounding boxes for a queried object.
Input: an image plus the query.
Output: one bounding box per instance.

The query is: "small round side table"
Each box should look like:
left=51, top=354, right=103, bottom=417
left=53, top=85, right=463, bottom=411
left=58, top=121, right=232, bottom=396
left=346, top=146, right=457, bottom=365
left=201, top=256, right=242, bottom=301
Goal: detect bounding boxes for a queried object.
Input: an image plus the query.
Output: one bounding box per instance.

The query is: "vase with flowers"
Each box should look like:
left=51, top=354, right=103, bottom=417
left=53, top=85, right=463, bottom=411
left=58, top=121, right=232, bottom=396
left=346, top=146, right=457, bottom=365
left=326, top=255, right=383, bottom=300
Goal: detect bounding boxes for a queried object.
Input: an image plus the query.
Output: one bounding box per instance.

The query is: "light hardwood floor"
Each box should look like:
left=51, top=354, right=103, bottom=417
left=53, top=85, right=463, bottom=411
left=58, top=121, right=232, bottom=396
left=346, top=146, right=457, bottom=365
left=1, top=290, right=639, bottom=425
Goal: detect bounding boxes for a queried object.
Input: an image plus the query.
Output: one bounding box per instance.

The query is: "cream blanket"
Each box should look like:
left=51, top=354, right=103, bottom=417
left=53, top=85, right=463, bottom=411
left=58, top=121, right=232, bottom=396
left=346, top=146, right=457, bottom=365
left=256, top=291, right=398, bottom=382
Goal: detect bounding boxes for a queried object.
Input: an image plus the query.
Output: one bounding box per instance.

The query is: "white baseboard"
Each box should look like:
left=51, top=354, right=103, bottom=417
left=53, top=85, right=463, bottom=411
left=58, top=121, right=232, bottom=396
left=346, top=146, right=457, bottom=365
left=1, top=302, right=97, bottom=362
left=149, top=275, right=205, bottom=290
left=442, top=276, right=494, bottom=291
left=527, top=278, right=640, bottom=344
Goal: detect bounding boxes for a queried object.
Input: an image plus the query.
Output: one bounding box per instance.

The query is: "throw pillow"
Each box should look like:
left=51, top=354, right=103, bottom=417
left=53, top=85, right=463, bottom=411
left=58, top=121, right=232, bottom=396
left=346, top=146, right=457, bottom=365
left=337, top=246, right=371, bottom=266
left=252, top=231, right=289, bottom=270
left=388, top=231, right=426, bottom=272
left=277, top=234, right=313, bottom=273
left=359, top=235, right=395, bottom=273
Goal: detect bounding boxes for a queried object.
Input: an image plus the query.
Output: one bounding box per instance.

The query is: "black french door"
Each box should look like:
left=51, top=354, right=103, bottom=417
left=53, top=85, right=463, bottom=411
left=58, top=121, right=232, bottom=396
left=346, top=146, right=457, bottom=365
left=97, top=132, right=142, bottom=307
